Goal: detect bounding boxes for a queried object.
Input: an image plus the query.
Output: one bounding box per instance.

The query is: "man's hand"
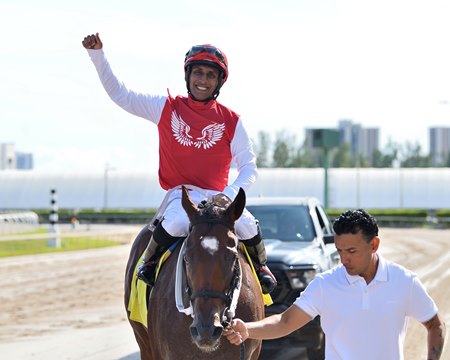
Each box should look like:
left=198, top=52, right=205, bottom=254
left=82, top=33, right=103, bottom=49
left=223, top=319, right=248, bottom=345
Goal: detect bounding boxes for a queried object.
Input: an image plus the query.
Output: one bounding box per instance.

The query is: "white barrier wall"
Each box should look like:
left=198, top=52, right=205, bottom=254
left=0, top=211, right=39, bottom=234
left=0, top=168, right=449, bottom=209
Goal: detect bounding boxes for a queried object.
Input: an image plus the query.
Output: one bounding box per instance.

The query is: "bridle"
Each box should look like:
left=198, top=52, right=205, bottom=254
left=186, top=215, right=246, bottom=359
left=186, top=215, right=241, bottom=327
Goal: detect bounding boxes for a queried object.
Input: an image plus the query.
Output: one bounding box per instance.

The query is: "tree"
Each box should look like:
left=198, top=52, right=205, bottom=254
left=254, top=131, right=271, bottom=168
left=372, top=139, right=399, bottom=167
left=446, top=150, right=450, bottom=167
left=400, top=142, right=431, bottom=168
left=331, top=143, right=354, bottom=168
left=290, top=141, right=317, bottom=168
left=272, top=131, right=295, bottom=167
left=356, top=154, right=368, bottom=168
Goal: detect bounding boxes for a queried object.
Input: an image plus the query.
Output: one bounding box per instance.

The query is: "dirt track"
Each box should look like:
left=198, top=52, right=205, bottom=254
left=0, top=227, right=449, bottom=359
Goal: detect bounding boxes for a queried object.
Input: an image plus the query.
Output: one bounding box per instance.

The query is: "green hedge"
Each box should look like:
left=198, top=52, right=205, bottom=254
left=34, top=209, right=157, bottom=224
left=32, top=208, right=450, bottom=228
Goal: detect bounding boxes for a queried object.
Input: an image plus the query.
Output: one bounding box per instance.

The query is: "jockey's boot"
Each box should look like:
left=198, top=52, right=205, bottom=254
left=244, top=231, right=277, bottom=295
left=137, top=222, right=177, bottom=287
left=136, top=235, right=163, bottom=287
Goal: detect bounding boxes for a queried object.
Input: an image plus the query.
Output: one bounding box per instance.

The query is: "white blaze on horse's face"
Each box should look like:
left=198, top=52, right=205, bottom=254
left=201, top=236, right=219, bottom=256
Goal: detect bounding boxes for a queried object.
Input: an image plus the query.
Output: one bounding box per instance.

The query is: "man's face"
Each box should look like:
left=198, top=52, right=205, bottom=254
left=189, top=64, right=220, bottom=101
left=335, top=230, right=379, bottom=278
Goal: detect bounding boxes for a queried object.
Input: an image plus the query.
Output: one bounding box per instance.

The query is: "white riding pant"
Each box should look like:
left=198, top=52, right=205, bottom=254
left=159, top=188, right=258, bottom=240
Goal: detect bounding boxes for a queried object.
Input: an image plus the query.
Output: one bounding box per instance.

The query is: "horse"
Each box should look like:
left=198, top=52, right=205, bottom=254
left=124, top=186, right=264, bottom=360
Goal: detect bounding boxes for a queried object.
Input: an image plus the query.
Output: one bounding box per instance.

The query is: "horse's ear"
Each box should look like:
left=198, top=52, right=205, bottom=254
left=181, top=186, right=200, bottom=220
left=225, top=187, right=246, bottom=222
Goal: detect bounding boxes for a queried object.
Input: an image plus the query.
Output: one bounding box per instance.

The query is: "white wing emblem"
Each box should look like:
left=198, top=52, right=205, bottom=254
left=171, top=111, right=193, bottom=146
left=194, top=122, right=225, bottom=149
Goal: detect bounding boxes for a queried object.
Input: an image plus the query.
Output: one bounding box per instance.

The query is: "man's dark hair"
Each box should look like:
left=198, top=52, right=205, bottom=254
left=333, top=209, right=378, bottom=243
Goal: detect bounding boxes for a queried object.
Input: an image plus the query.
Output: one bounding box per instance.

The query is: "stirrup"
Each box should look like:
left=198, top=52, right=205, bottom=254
left=137, top=261, right=158, bottom=287
left=257, top=265, right=277, bottom=294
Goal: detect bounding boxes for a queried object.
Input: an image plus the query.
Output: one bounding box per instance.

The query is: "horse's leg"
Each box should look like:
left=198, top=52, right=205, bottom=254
left=129, top=321, right=154, bottom=360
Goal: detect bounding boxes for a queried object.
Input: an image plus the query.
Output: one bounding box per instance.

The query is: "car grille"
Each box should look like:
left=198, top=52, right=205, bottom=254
left=270, top=269, right=290, bottom=304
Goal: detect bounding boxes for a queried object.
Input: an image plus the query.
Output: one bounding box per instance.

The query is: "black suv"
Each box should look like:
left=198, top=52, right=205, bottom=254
left=246, top=197, right=339, bottom=360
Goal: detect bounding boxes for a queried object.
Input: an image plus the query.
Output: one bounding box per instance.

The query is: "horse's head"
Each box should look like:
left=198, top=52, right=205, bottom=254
left=181, top=186, right=245, bottom=352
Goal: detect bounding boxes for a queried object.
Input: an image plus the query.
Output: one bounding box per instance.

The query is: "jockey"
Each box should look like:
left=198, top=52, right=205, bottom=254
left=82, top=34, right=277, bottom=294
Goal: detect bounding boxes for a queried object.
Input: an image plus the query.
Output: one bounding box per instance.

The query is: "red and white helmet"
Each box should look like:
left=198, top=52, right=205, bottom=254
left=184, top=44, right=228, bottom=100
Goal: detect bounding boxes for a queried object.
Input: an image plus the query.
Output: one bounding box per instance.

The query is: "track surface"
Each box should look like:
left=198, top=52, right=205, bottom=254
left=0, top=227, right=449, bottom=359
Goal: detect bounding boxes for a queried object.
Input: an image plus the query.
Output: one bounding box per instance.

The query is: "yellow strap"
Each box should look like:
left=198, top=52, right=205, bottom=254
left=240, top=244, right=273, bottom=307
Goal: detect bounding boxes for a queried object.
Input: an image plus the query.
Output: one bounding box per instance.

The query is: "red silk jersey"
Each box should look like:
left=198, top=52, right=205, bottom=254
left=157, top=95, right=239, bottom=191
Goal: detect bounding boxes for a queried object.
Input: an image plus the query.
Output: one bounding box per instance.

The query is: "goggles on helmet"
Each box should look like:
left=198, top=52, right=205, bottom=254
left=185, top=45, right=227, bottom=69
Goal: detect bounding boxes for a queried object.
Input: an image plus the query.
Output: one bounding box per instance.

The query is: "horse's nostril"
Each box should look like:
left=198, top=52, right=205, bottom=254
left=212, top=326, right=223, bottom=339
left=190, top=326, right=199, bottom=338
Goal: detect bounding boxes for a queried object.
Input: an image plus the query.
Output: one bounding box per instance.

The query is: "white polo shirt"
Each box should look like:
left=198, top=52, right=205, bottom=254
left=294, top=254, right=437, bottom=360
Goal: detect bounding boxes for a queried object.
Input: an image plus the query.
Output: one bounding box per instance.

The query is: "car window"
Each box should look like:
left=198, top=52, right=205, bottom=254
left=247, top=205, right=315, bottom=242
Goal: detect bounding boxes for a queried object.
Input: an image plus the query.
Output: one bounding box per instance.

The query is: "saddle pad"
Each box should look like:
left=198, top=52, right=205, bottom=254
left=127, top=248, right=173, bottom=328
left=240, top=244, right=273, bottom=307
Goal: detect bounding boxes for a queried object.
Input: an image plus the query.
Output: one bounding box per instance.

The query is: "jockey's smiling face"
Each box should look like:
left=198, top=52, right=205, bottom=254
left=189, top=64, right=220, bottom=102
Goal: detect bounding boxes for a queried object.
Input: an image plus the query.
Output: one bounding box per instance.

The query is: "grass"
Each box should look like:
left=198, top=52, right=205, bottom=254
left=0, top=237, right=121, bottom=258
left=1, top=226, right=49, bottom=236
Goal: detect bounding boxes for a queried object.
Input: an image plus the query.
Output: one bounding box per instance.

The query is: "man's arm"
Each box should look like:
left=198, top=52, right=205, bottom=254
left=223, top=305, right=312, bottom=345
left=422, top=313, right=446, bottom=360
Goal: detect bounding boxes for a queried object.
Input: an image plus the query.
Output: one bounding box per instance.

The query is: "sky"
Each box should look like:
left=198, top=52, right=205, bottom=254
left=1, top=0, right=450, bottom=173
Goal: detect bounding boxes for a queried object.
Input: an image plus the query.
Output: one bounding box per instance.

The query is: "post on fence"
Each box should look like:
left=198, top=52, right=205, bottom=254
left=312, top=129, right=340, bottom=209
left=48, top=188, right=61, bottom=248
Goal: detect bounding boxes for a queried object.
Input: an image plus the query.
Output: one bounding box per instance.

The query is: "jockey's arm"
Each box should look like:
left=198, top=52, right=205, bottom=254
left=223, top=119, right=257, bottom=200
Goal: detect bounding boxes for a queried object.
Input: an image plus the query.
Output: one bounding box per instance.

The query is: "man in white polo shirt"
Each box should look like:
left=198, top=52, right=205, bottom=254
left=224, top=209, right=446, bottom=360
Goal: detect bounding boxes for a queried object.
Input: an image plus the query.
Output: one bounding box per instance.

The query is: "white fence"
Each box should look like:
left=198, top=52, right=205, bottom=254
left=0, top=211, right=39, bottom=234
left=0, top=168, right=449, bottom=210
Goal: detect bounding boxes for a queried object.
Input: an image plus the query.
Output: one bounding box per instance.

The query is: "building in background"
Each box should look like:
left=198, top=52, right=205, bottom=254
left=16, top=152, right=34, bottom=170
left=338, top=119, right=379, bottom=165
left=305, top=119, right=380, bottom=166
left=0, top=143, right=34, bottom=170
left=429, top=127, right=450, bottom=166
left=0, top=143, right=16, bottom=170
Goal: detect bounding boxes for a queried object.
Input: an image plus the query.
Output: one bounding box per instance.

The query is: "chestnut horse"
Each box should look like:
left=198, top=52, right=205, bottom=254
left=124, top=186, right=264, bottom=359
